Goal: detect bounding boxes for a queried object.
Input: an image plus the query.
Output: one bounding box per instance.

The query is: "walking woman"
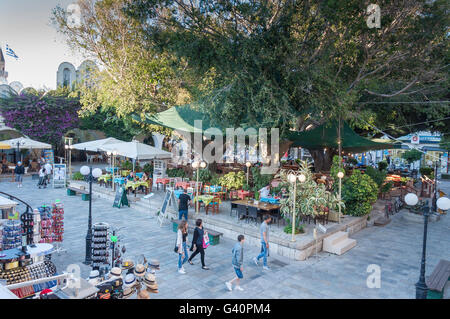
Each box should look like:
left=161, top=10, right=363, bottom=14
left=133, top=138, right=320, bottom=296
left=177, top=220, right=189, bottom=274
left=188, top=219, right=210, bottom=270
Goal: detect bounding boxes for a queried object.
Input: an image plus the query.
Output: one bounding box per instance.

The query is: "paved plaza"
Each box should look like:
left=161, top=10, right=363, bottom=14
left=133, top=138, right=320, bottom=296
left=1, top=176, right=449, bottom=299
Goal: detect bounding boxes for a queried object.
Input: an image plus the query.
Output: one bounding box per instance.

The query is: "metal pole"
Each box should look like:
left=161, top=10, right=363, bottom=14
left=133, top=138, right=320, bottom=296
left=291, top=179, right=296, bottom=242
left=339, top=177, right=342, bottom=224
left=84, top=167, right=93, bottom=265
left=196, top=167, right=199, bottom=214
left=432, top=161, right=438, bottom=212
left=415, top=203, right=429, bottom=299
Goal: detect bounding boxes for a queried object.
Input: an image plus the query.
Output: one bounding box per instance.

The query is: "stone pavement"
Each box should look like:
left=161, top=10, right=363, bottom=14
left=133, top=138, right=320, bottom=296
left=1, top=177, right=449, bottom=299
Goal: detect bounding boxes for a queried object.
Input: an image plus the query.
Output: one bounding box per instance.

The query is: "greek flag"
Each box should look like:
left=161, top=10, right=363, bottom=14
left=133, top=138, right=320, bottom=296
left=5, top=44, right=19, bottom=59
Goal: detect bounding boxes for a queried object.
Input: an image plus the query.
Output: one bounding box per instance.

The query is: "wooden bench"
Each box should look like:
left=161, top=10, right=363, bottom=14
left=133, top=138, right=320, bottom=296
left=172, top=218, right=223, bottom=246
left=67, top=186, right=90, bottom=201
left=426, top=259, right=450, bottom=299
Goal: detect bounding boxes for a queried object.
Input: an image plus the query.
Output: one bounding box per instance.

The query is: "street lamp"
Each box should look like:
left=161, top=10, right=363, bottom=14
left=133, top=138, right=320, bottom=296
left=406, top=191, right=450, bottom=299
left=80, top=165, right=102, bottom=265
left=288, top=171, right=306, bottom=242
left=64, top=138, right=73, bottom=178
left=245, top=161, right=252, bottom=185
left=192, top=160, right=206, bottom=214
left=337, top=171, right=345, bottom=224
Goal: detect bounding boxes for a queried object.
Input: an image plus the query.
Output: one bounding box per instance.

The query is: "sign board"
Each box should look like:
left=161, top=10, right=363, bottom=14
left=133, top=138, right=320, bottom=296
left=411, top=134, right=420, bottom=144
left=52, top=164, right=66, bottom=189
left=157, top=189, right=176, bottom=226
left=113, top=187, right=129, bottom=208
left=43, top=150, right=54, bottom=164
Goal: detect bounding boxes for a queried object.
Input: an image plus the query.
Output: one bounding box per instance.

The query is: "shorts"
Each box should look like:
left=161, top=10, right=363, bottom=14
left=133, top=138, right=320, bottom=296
left=234, top=267, right=243, bottom=279
left=15, top=174, right=23, bottom=182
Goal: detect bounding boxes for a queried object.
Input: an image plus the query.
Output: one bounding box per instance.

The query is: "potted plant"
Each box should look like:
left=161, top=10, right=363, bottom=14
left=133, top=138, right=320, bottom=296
left=253, top=189, right=260, bottom=204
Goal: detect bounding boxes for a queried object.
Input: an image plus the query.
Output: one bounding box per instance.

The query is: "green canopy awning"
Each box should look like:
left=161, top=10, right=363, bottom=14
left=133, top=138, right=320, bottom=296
left=287, top=121, right=400, bottom=153
left=133, top=104, right=216, bottom=134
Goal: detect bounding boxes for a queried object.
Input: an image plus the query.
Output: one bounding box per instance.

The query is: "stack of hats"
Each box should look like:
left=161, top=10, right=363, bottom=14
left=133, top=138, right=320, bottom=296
left=122, top=287, right=134, bottom=299
left=109, top=267, right=122, bottom=279
left=87, top=270, right=100, bottom=286
left=143, top=272, right=158, bottom=293
left=148, top=259, right=160, bottom=273
left=134, top=264, right=145, bottom=278
left=121, top=259, right=134, bottom=271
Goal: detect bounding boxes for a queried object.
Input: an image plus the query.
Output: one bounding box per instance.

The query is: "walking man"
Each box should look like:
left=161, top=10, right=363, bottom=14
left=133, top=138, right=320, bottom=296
left=44, top=161, right=52, bottom=184
left=14, top=161, right=25, bottom=188
left=226, top=235, right=245, bottom=291
left=253, top=215, right=271, bottom=270
left=178, top=188, right=191, bottom=221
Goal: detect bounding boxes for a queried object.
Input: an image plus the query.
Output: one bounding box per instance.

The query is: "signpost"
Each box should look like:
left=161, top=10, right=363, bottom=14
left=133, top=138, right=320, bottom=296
left=157, top=189, right=176, bottom=226
left=112, top=186, right=129, bottom=208
left=52, top=164, right=66, bottom=189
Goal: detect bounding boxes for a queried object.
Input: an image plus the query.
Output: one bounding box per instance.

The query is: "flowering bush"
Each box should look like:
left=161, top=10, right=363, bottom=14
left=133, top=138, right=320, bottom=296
left=0, top=90, right=80, bottom=146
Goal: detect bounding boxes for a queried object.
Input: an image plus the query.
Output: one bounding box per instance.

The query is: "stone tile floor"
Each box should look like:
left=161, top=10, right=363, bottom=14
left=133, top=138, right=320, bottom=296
left=1, top=177, right=449, bottom=299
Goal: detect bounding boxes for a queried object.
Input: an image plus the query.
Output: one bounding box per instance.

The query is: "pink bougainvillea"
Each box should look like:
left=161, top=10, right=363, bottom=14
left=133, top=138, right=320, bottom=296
left=0, top=92, right=80, bottom=146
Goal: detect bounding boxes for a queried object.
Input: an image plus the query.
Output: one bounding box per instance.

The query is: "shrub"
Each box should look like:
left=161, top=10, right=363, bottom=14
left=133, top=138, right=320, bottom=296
left=342, top=170, right=378, bottom=216
left=72, top=172, right=84, bottom=181
left=218, top=171, right=245, bottom=190
left=401, top=149, right=422, bottom=164
left=193, top=168, right=213, bottom=183
left=143, top=163, right=153, bottom=175
left=120, top=160, right=133, bottom=170
left=283, top=224, right=305, bottom=234
left=365, top=166, right=387, bottom=188
left=420, top=167, right=433, bottom=177
left=167, top=168, right=186, bottom=178
left=378, top=161, right=388, bottom=171
left=251, top=166, right=273, bottom=191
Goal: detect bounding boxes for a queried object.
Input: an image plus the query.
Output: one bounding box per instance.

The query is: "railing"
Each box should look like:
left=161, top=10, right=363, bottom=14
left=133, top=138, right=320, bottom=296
left=0, top=191, right=33, bottom=215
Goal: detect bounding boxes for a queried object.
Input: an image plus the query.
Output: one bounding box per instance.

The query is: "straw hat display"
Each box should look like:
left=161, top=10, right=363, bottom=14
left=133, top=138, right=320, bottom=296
left=134, top=264, right=146, bottom=277
left=110, top=267, right=122, bottom=277
left=121, top=259, right=134, bottom=270
left=145, top=283, right=159, bottom=294
left=138, top=289, right=150, bottom=299
left=122, top=287, right=134, bottom=299
left=143, top=273, right=156, bottom=286
left=124, top=273, right=136, bottom=287
left=149, top=259, right=160, bottom=270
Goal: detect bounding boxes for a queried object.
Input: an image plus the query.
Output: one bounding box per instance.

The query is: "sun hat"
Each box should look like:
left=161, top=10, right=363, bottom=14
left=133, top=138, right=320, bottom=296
left=89, top=270, right=99, bottom=279
left=124, top=273, right=136, bottom=287
left=149, top=259, right=160, bottom=270
left=146, top=283, right=159, bottom=293
left=134, top=264, right=145, bottom=277
left=122, top=259, right=134, bottom=270
left=138, top=289, right=150, bottom=299
left=110, top=267, right=122, bottom=277
left=122, top=287, right=134, bottom=299
left=143, top=273, right=156, bottom=285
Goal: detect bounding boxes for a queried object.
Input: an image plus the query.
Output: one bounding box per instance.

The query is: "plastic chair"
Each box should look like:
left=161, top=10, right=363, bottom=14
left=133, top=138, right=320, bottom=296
left=206, top=196, right=220, bottom=215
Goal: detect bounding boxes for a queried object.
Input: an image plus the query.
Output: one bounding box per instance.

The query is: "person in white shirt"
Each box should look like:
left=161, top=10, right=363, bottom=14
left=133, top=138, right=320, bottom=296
left=38, top=167, right=47, bottom=188
left=44, top=161, right=52, bottom=184
left=259, top=185, right=270, bottom=198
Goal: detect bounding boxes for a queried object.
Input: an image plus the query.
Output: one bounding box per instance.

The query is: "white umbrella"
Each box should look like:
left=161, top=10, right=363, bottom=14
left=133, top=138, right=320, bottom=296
left=1, top=137, right=52, bottom=149
left=101, top=140, right=172, bottom=160
left=71, top=137, right=125, bottom=152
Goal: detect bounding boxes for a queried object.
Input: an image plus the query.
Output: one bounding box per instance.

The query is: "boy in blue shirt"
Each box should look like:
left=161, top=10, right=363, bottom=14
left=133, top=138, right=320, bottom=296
left=225, top=235, right=245, bottom=291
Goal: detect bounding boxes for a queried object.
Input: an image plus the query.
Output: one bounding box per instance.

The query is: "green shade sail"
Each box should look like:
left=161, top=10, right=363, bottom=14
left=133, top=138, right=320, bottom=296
left=133, top=104, right=216, bottom=134
left=287, top=121, right=400, bottom=153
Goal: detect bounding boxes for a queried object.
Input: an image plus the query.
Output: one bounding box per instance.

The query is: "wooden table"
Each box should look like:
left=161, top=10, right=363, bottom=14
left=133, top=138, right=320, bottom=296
left=232, top=199, right=280, bottom=212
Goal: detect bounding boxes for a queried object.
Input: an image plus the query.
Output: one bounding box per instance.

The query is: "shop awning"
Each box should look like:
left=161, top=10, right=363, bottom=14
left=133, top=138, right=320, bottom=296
left=1, top=137, right=52, bottom=149
left=0, top=142, right=11, bottom=149
left=287, top=121, right=399, bottom=153
left=71, top=137, right=125, bottom=152
left=101, top=140, right=172, bottom=160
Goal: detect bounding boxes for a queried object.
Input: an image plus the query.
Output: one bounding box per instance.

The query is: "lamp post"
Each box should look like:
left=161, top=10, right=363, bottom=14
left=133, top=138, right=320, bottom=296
left=405, top=192, right=450, bottom=299
left=431, top=159, right=439, bottom=213
left=192, top=160, right=206, bottom=214
left=288, top=171, right=306, bottom=242
left=80, top=165, right=102, bottom=265
left=64, top=137, right=73, bottom=179
left=337, top=171, right=344, bottom=224
left=245, top=161, right=251, bottom=185
left=15, top=139, right=25, bottom=163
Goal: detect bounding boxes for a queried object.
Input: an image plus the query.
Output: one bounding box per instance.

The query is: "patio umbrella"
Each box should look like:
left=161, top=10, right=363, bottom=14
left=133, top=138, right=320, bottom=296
left=101, top=140, right=172, bottom=172
left=71, top=137, right=125, bottom=152
left=0, top=142, right=11, bottom=150
left=1, top=137, right=52, bottom=149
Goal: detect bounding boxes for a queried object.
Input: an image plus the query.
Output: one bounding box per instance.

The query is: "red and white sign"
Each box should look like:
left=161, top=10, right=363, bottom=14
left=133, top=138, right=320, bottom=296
left=411, top=134, right=420, bottom=144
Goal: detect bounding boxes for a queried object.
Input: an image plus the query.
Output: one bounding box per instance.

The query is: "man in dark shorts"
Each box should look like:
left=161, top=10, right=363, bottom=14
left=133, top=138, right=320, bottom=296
left=178, top=189, right=191, bottom=220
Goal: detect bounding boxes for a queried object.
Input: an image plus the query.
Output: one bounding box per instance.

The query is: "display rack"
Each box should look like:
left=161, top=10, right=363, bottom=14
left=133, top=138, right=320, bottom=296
left=51, top=202, right=64, bottom=243
left=2, top=220, right=21, bottom=250
left=39, top=206, right=53, bottom=244
left=92, top=222, right=110, bottom=270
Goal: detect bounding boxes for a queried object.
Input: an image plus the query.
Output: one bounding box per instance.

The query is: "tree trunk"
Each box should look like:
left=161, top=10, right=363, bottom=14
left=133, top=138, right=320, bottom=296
left=309, top=149, right=336, bottom=172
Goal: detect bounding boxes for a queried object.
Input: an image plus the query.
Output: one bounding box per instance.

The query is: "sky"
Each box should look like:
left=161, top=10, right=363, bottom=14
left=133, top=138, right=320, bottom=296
left=0, top=0, right=84, bottom=90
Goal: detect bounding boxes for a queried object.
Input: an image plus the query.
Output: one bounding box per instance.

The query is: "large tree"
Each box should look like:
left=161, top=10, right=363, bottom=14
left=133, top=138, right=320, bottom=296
left=52, top=0, right=191, bottom=118
left=125, top=0, right=449, bottom=170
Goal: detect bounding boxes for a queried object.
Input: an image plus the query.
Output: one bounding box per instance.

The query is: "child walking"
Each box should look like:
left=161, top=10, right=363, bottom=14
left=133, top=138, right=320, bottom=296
left=225, top=235, right=245, bottom=291
left=38, top=167, right=47, bottom=189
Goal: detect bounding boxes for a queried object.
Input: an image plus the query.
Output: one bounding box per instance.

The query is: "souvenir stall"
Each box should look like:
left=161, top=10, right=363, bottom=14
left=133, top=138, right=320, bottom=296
left=0, top=196, right=19, bottom=221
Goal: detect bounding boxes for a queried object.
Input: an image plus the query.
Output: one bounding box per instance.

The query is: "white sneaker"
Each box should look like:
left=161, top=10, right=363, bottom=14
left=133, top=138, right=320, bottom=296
left=253, top=257, right=258, bottom=266
left=235, top=286, right=244, bottom=291
left=225, top=281, right=232, bottom=291
left=263, top=266, right=271, bottom=271
left=178, top=268, right=186, bottom=274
